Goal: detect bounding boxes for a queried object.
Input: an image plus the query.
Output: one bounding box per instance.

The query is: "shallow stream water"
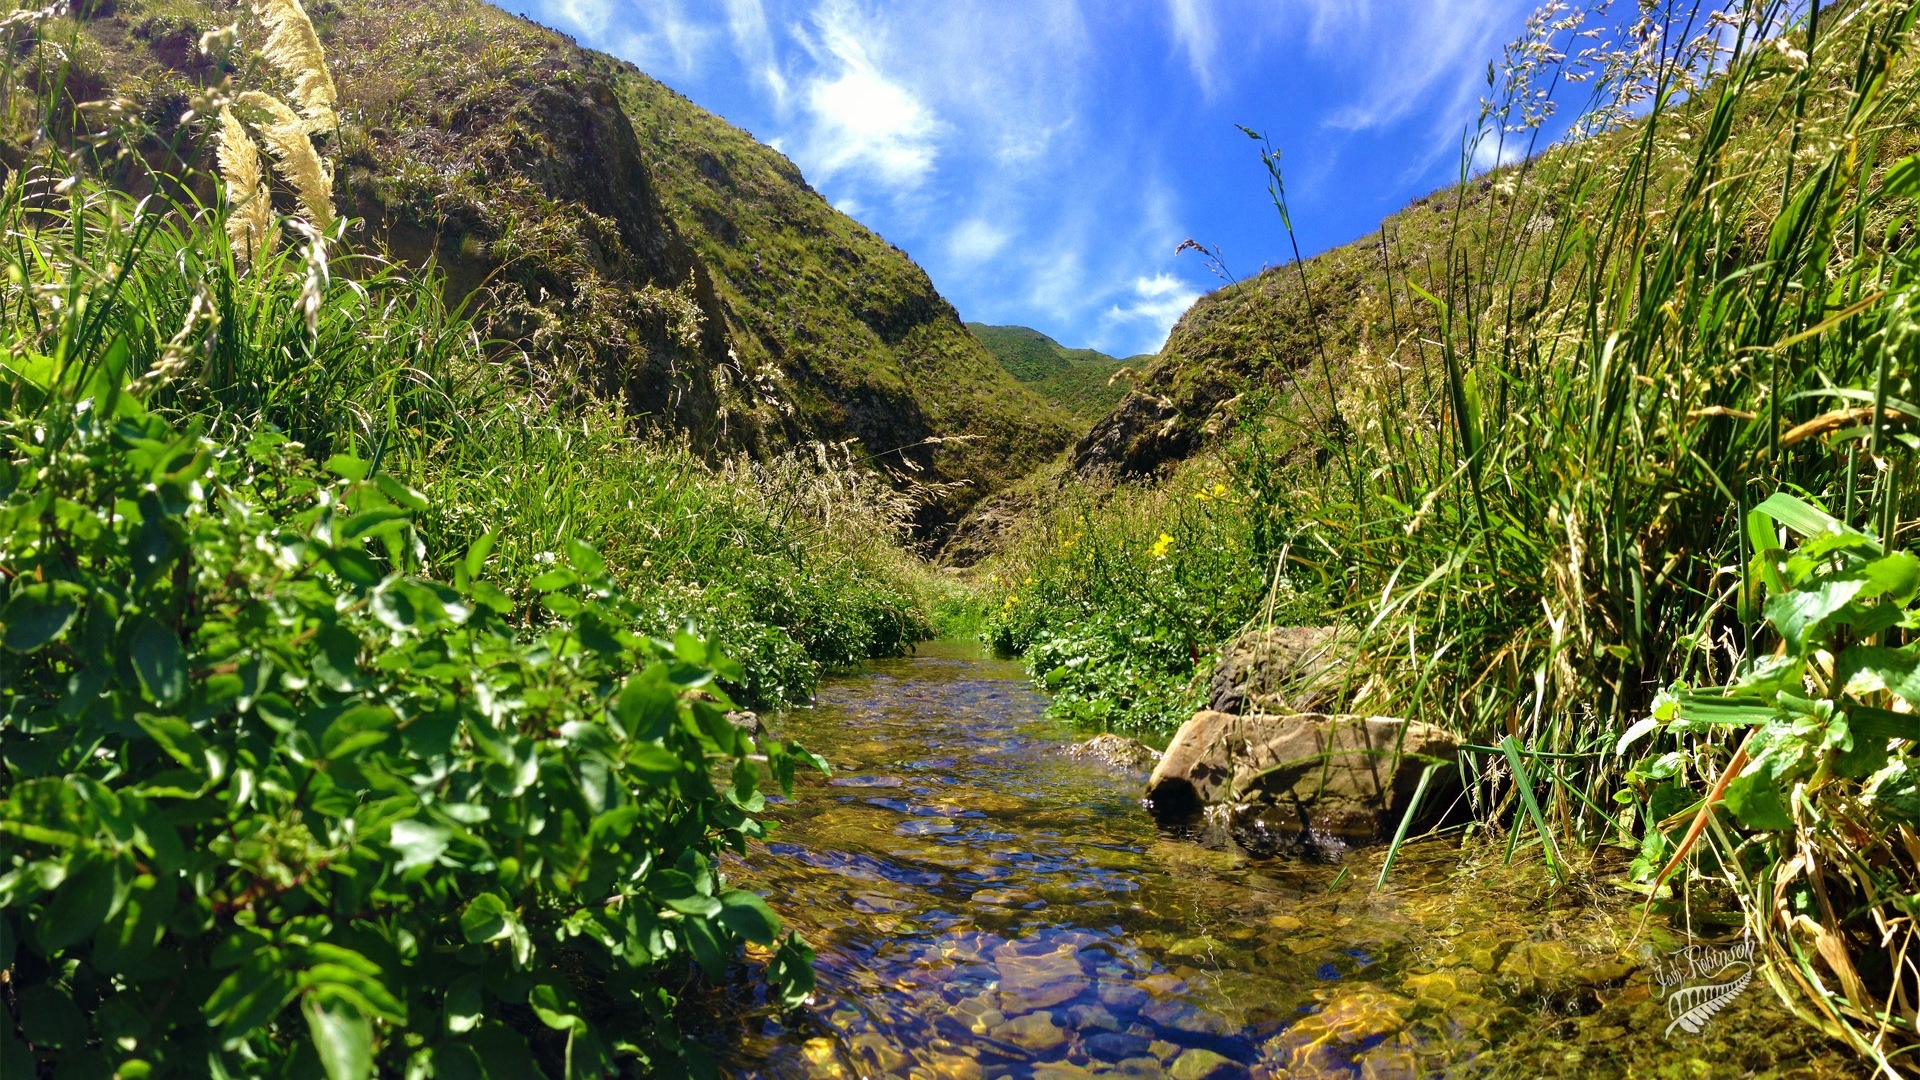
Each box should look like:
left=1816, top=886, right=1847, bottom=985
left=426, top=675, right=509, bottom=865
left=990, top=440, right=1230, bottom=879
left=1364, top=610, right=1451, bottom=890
left=711, top=642, right=1855, bottom=1078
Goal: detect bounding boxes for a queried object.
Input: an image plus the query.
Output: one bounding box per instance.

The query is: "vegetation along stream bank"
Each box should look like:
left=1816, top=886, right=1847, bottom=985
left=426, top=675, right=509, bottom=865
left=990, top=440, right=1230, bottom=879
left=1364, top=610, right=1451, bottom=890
left=6, top=0, right=1920, bottom=1076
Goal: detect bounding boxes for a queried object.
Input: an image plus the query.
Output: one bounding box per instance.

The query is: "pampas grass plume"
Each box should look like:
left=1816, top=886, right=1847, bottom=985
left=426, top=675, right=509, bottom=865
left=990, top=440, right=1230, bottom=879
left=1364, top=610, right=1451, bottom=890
left=217, top=104, right=274, bottom=262
left=239, top=90, right=334, bottom=230
left=249, top=0, right=337, bottom=134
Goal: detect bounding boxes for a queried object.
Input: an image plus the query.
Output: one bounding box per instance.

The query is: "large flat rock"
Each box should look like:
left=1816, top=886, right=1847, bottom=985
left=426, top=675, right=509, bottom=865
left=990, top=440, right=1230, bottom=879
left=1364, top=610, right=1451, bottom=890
left=1145, top=710, right=1458, bottom=843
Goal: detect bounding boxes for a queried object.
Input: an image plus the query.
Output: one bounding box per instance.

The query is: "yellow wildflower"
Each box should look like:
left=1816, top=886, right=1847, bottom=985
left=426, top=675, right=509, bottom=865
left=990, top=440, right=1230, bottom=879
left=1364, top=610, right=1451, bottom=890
left=1150, top=533, right=1174, bottom=559
left=1214, top=483, right=1228, bottom=496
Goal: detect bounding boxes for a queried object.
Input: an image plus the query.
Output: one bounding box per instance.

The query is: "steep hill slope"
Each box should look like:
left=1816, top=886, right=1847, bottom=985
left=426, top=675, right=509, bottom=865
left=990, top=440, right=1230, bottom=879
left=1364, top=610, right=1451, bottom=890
left=62, top=0, right=1071, bottom=535
left=966, top=323, right=1137, bottom=419
left=1071, top=190, right=1462, bottom=478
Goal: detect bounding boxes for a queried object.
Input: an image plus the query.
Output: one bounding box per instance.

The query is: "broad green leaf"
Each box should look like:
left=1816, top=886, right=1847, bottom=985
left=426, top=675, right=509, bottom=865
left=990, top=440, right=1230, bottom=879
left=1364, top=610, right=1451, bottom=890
left=302, top=945, right=407, bottom=1024
left=471, top=581, right=513, bottom=614
left=341, top=506, right=410, bottom=542
left=304, top=993, right=374, bottom=1080
left=673, top=630, right=708, bottom=665
left=2, top=580, right=87, bottom=653
left=134, top=712, right=208, bottom=770
left=1669, top=692, right=1778, bottom=727
left=460, top=894, right=511, bottom=944
left=1615, top=716, right=1659, bottom=756
left=375, top=474, right=429, bottom=512
left=768, top=935, right=818, bottom=1009
left=18, top=982, right=87, bottom=1050
left=326, top=455, right=370, bottom=481
left=615, top=669, right=678, bottom=741
left=1765, top=577, right=1865, bottom=653
left=463, top=532, right=496, bottom=581
left=129, top=616, right=188, bottom=706
left=1867, top=759, right=1920, bottom=825
left=206, top=959, right=299, bottom=1044
left=1837, top=646, right=1920, bottom=703
left=36, top=851, right=122, bottom=953
left=313, top=625, right=362, bottom=692
left=91, top=873, right=174, bottom=974
left=717, top=890, right=781, bottom=945
left=1870, top=152, right=1920, bottom=204
left=1860, top=552, right=1920, bottom=606
left=680, top=915, right=727, bottom=978
left=528, top=981, right=585, bottom=1034
left=323, top=704, right=396, bottom=757
left=1723, top=768, right=1792, bottom=831
left=444, top=976, right=483, bottom=1035
left=1750, top=491, right=1861, bottom=546
left=565, top=538, right=605, bottom=579
left=0, top=1015, right=30, bottom=1080
left=388, top=819, right=450, bottom=875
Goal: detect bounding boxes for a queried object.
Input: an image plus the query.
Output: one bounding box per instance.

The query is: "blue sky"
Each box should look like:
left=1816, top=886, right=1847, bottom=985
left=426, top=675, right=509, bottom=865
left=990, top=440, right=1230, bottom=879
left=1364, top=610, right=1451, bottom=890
left=494, top=0, right=1552, bottom=357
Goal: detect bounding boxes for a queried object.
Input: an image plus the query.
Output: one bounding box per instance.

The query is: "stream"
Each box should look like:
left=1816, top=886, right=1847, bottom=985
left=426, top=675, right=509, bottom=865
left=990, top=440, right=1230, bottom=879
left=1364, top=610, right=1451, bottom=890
left=709, top=642, right=1855, bottom=1078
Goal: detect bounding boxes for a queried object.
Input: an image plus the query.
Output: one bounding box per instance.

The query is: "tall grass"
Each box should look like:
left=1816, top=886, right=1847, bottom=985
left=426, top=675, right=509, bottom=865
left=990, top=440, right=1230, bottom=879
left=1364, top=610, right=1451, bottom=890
left=987, top=0, right=1920, bottom=1063
left=0, top=5, right=938, bottom=709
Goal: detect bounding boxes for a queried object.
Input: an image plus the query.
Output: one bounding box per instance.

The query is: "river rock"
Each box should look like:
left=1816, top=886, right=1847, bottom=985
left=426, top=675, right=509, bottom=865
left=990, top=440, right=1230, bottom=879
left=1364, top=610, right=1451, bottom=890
left=1207, top=626, right=1344, bottom=715
left=1145, top=710, right=1458, bottom=844
left=1063, top=733, right=1160, bottom=772
left=1168, top=1047, right=1240, bottom=1080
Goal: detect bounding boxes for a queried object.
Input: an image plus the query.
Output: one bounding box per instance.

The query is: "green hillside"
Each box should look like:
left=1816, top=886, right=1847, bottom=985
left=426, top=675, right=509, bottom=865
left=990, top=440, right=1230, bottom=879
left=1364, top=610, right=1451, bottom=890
left=966, top=322, right=1139, bottom=419
left=58, top=0, right=1072, bottom=535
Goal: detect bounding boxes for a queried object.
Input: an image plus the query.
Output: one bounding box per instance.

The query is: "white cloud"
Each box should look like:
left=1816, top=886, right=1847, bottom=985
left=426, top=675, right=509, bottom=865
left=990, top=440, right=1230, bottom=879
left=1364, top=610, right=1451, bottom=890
left=791, top=3, right=944, bottom=189
left=1104, top=273, right=1203, bottom=345
left=1166, top=0, right=1219, bottom=97
left=948, top=219, right=1012, bottom=264
left=540, top=0, right=711, bottom=76
left=1313, top=2, right=1516, bottom=133
left=719, top=0, right=789, bottom=108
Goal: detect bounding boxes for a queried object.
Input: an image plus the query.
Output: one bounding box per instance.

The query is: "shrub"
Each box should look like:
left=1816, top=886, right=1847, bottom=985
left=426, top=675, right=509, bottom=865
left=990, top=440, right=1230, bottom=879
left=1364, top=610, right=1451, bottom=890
left=982, top=466, right=1287, bottom=739
left=0, top=386, right=819, bottom=1077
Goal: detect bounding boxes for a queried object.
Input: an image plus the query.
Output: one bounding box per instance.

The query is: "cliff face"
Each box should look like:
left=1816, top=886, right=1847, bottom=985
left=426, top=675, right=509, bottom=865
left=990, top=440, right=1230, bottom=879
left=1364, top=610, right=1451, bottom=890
left=74, top=0, right=1074, bottom=535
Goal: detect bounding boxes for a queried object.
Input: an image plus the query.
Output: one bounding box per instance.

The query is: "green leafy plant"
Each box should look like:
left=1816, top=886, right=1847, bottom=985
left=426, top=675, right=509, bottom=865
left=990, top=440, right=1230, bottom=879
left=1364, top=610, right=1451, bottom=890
left=0, top=387, right=821, bottom=1076
left=1634, top=493, right=1920, bottom=832
left=1623, top=491, right=1920, bottom=1062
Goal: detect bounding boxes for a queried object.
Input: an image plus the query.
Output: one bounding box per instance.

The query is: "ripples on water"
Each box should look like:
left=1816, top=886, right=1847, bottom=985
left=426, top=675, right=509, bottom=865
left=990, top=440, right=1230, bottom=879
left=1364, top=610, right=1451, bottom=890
left=709, top=642, right=1852, bottom=1079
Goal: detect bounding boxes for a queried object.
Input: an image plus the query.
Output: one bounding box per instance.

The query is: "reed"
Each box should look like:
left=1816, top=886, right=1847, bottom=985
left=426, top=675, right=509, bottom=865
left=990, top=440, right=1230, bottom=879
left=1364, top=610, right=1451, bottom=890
left=985, top=0, right=1920, bottom=1061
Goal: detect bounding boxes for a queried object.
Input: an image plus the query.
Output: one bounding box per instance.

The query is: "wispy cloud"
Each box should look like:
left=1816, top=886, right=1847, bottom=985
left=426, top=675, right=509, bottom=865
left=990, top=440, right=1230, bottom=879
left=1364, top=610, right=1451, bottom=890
left=1105, top=273, right=1203, bottom=345
left=948, top=219, right=1012, bottom=264
left=544, top=0, right=711, bottom=77
left=1302, top=1, right=1521, bottom=134
left=1165, top=0, right=1218, bottom=97
left=718, top=0, right=786, bottom=107
left=791, top=3, right=943, bottom=189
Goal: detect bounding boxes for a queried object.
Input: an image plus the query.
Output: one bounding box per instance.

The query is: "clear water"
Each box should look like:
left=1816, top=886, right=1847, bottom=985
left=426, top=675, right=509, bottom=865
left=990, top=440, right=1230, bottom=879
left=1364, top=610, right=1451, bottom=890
left=708, top=642, right=1852, bottom=1079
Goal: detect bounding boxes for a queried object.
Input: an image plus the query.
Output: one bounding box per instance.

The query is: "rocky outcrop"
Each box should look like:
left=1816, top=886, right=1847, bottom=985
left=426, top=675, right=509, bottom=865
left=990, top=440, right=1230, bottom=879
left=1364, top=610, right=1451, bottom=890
left=1070, top=391, right=1197, bottom=478
left=938, top=485, right=1039, bottom=568
left=1145, top=710, right=1458, bottom=846
left=1207, top=626, right=1344, bottom=715
left=1062, top=733, right=1160, bottom=773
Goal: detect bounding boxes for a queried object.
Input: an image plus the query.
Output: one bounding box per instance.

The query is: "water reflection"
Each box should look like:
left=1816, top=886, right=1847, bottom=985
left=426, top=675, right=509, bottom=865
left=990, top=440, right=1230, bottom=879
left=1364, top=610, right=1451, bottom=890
left=711, top=642, right=1849, bottom=1079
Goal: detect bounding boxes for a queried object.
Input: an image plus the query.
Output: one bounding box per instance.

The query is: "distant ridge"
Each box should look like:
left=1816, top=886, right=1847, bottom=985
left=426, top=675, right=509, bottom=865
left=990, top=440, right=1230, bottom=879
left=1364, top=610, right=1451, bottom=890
left=967, top=323, right=1149, bottom=420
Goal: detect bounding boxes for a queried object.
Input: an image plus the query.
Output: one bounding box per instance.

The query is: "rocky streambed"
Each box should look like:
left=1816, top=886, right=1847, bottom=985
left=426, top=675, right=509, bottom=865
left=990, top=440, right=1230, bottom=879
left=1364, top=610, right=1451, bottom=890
left=710, top=641, right=1855, bottom=1078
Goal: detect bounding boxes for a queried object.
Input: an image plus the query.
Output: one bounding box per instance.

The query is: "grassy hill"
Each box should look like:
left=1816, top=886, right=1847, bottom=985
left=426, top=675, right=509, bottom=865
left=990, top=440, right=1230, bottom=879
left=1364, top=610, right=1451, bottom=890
left=966, top=322, right=1141, bottom=419
left=57, top=0, right=1073, bottom=536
